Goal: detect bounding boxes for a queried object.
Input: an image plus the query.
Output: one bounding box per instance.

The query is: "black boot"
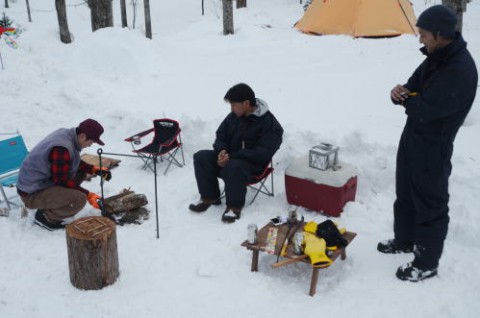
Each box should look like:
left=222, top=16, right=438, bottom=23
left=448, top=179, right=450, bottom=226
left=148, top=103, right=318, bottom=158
left=396, top=262, right=437, bottom=282
left=377, top=239, right=414, bottom=254
left=221, top=207, right=242, bottom=223
left=34, top=210, right=65, bottom=231
left=189, top=198, right=221, bottom=213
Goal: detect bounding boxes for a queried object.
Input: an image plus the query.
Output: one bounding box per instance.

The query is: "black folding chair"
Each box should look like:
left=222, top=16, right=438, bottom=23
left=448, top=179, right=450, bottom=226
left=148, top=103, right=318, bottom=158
left=124, top=118, right=185, bottom=175
left=247, top=161, right=274, bottom=205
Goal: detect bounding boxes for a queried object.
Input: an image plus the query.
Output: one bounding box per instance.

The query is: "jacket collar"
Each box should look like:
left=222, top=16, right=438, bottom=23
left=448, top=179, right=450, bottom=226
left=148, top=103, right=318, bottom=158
left=420, top=32, right=466, bottom=62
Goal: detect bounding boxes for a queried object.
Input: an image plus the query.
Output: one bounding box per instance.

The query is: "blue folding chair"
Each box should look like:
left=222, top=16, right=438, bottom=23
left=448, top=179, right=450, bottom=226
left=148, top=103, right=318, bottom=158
left=0, top=134, right=28, bottom=214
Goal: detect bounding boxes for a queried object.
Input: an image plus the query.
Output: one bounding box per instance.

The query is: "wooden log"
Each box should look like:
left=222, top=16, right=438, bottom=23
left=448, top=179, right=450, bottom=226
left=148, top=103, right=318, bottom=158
left=66, top=216, right=119, bottom=290
left=103, top=190, right=148, bottom=214
left=80, top=153, right=121, bottom=181
left=80, top=153, right=121, bottom=168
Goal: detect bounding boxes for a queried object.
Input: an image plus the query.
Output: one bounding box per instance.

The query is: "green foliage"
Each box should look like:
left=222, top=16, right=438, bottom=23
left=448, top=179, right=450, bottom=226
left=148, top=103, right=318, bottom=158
left=0, top=12, right=14, bottom=28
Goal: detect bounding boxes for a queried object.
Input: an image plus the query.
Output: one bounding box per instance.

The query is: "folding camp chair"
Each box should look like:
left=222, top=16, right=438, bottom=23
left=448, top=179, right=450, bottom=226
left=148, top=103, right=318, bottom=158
left=124, top=118, right=185, bottom=175
left=0, top=133, right=28, bottom=215
left=247, top=161, right=274, bottom=205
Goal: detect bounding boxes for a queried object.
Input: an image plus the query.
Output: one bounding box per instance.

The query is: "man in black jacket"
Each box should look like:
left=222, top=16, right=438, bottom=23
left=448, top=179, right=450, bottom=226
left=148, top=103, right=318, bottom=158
left=378, top=5, right=478, bottom=281
left=189, top=83, right=284, bottom=223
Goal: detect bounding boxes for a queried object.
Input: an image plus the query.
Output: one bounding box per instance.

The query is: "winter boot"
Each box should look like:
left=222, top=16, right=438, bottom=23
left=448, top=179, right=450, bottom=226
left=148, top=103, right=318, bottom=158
left=34, top=210, right=65, bottom=231
left=189, top=198, right=221, bottom=213
left=377, top=239, right=414, bottom=254
left=396, top=262, right=438, bottom=282
left=221, top=207, right=242, bottom=223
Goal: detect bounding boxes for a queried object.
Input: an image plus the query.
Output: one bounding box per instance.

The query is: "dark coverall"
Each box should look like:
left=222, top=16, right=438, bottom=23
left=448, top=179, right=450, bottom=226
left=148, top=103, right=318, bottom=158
left=193, top=107, right=283, bottom=208
left=393, top=33, right=478, bottom=269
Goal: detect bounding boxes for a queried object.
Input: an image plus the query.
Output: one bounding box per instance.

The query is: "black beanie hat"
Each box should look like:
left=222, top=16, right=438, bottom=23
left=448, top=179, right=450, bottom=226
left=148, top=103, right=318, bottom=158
left=416, top=5, right=457, bottom=39
left=224, top=83, right=256, bottom=106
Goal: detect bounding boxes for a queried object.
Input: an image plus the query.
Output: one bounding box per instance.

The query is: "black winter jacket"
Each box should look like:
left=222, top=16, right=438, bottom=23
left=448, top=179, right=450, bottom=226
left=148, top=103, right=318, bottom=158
left=401, top=33, right=478, bottom=143
left=213, top=99, right=284, bottom=168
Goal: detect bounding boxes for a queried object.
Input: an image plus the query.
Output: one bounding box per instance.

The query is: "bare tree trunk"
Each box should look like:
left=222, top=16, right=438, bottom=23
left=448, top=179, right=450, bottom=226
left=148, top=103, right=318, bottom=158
left=55, top=0, right=72, bottom=44
left=4, top=0, right=8, bottom=9
left=237, top=0, right=246, bottom=8
left=120, top=0, right=128, bottom=28
left=223, top=0, right=234, bottom=35
left=442, top=0, right=468, bottom=33
left=26, top=0, right=32, bottom=22
left=88, top=0, right=113, bottom=32
left=144, top=0, right=152, bottom=39
left=132, top=0, right=138, bottom=29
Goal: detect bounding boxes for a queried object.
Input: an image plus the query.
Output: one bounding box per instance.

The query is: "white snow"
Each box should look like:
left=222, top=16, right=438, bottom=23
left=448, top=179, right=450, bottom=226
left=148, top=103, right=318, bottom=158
left=1, top=0, right=480, bottom=317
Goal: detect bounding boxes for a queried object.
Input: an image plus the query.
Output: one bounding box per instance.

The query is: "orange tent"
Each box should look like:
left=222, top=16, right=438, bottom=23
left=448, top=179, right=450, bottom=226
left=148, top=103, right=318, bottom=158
left=295, top=0, right=417, bottom=37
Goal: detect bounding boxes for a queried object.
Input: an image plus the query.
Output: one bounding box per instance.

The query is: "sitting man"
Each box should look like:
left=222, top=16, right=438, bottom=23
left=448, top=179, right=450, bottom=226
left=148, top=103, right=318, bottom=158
left=17, top=119, right=112, bottom=231
left=189, top=83, right=284, bottom=223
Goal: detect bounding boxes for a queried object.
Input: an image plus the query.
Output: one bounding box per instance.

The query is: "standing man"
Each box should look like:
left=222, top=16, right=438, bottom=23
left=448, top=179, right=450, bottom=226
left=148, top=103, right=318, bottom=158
left=378, top=5, right=478, bottom=281
left=17, top=119, right=112, bottom=231
left=189, top=83, right=284, bottom=223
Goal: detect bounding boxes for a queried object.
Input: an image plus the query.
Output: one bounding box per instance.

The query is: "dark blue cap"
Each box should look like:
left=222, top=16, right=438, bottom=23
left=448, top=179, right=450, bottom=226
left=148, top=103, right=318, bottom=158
left=416, top=5, right=457, bottom=38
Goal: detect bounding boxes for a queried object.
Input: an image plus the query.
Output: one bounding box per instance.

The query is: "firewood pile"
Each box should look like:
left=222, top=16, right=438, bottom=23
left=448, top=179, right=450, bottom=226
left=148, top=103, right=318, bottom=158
left=103, top=189, right=149, bottom=225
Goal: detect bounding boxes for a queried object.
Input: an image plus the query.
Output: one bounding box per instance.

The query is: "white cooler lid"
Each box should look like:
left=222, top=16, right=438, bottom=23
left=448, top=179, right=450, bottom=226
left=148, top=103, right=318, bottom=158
left=285, top=156, right=358, bottom=187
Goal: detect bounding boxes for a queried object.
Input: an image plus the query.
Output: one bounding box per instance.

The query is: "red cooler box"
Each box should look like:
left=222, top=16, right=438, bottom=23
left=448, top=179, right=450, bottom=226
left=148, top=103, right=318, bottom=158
left=285, top=156, right=358, bottom=216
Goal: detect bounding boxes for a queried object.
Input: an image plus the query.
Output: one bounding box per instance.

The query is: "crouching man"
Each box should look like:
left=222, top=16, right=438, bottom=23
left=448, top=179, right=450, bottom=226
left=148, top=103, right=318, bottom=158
left=189, top=83, right=284, bottom=223
left=17, top=119, right=112, bottom=230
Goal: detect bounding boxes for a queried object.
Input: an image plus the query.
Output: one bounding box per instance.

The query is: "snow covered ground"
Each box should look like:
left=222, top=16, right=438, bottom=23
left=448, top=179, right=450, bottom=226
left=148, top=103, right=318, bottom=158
left=1, top=0, right=479, bottom=317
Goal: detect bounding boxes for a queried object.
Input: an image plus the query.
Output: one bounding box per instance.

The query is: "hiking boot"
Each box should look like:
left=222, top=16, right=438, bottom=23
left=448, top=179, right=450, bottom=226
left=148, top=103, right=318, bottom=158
left=396, top=262, right=437, bottom=282
left=377, top=239, right=414, bottom=254
left=34, top=210, right=65, bottom=231
left=221, top=207, right=242, bottom=223
left=189, top=198, right=221, bottom=213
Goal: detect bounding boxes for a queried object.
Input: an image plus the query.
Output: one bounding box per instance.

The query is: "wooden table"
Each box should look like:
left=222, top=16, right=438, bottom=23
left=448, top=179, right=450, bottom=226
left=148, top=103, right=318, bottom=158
left=241, top=222, right=356, bottom=296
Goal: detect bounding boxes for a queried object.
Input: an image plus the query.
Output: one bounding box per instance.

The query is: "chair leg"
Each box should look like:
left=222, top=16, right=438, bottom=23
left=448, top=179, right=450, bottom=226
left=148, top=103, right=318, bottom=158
left=249, top=187, right=262, bottom=205
left=248, top=172, right=274, bottom=205
left=180, top=144, right=185, bottom=166
left=0, top=185, right=12, bottom=212
left=129, top=142, right=150, bottom=170
left=141, top=154, right=154, bottom=172
left=163, top=148, right=184, bottom=175
left=271, top=170, right=274, bottom=197
left=248, top=179, right=268, bottom=205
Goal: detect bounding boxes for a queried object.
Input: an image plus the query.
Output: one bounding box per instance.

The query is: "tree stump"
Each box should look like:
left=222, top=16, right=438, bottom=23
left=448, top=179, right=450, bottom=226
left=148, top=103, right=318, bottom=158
left=66, top=216, right=119, bottom=290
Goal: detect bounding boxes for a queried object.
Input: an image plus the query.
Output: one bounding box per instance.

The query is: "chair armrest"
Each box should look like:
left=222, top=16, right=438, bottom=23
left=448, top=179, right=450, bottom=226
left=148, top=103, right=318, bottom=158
left=124, top=128, right=155, bottom=142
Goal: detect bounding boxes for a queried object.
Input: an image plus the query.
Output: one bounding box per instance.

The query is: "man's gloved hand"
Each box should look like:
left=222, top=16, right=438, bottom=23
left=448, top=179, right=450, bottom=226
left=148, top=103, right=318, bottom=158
left=93, top=166, right=112, bottom=181
left=87, top=192, right=101, bottom=209
left=316, top=220, right=348, bottom=248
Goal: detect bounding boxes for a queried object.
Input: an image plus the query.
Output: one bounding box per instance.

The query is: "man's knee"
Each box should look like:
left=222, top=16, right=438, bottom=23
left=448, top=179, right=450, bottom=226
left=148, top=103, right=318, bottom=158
left=222, top=159, right=250, bottom=181
left=194, top=149, right=216, bottom=164
left=75, top=191, right=88, bottom=209
left=62, top=190, right=87, bottom=217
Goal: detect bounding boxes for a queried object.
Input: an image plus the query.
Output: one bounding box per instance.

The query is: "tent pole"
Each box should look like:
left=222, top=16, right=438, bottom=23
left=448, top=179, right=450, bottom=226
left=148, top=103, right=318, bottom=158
left=398, top=0, right=417, bottom=35
left=154, top=154, right=159, bottom=239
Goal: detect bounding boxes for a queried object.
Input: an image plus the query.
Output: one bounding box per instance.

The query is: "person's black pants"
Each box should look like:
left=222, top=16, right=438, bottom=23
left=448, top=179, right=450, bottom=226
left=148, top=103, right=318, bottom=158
left=193, top=150, right=262, bottom=208
left=393, top=136, right=453, bottom=269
